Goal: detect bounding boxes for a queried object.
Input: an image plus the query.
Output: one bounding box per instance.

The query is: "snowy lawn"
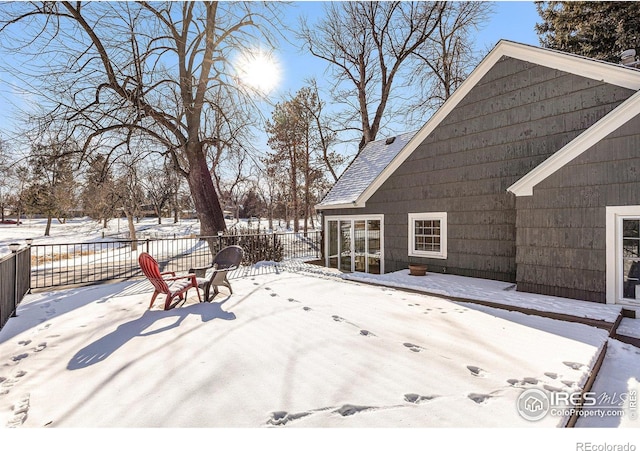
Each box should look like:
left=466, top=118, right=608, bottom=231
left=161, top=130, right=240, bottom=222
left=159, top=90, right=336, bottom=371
left=0, top=263, right=625, bottom=429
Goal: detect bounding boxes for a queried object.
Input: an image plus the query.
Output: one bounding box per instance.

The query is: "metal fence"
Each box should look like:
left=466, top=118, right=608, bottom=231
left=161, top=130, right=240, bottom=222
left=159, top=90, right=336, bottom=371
left=29, top=231, right=322, bottom=290
left=0, top=246, right=31, bottom=329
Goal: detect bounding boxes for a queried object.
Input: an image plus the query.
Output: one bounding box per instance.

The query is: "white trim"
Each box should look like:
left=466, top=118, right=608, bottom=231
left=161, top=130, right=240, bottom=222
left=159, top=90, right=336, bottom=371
left=509, top=91, right=640, bottom=197
left=350, top=40, right=640, bottom=208
left=324, top=214, right=384, bottom=274
left=315, top=201, right=365, bottom=210
left=605, top=206, right=640, bottom=304
left=408, top=212, right=448, bottom=259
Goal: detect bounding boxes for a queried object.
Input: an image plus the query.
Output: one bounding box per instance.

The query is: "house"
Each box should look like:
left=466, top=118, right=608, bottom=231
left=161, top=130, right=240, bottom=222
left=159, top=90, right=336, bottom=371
left=316, top=40, right=640, bottom=305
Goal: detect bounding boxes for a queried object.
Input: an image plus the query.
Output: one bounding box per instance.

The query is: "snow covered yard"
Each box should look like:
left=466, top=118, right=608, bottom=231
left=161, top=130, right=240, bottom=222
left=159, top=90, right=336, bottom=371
left=0, top=263, right=623, bottom=429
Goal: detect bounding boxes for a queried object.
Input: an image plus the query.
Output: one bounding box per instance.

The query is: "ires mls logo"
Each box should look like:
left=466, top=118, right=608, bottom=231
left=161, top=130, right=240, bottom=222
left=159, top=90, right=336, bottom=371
left=516, top=388, right=638, bottom=422
left=517, top=388, right=551, bottom=421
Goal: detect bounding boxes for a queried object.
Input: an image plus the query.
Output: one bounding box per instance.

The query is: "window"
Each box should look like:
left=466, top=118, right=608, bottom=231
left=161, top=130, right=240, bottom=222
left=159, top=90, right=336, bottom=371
left=408, top=212, right=447, bottom=259
left=606, top=206, right=640, bottom=304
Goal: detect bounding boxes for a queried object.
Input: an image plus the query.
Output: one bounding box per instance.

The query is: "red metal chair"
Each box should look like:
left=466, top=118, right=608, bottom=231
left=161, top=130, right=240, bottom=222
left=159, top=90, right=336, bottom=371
left=138, top=252, right=202, bottom=310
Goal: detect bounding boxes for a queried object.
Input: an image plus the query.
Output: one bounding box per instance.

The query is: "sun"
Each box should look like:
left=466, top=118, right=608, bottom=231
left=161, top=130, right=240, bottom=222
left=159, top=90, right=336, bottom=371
left=235, top=48, right=281, bottom=95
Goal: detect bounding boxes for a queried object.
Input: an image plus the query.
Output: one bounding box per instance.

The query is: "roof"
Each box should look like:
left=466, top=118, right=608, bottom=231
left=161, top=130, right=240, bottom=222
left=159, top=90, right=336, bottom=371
left=508, top=89, right=640, bottom=196
left=317, top=40, right=640, bottom=209
left=317, top=131, right=417, bottom=209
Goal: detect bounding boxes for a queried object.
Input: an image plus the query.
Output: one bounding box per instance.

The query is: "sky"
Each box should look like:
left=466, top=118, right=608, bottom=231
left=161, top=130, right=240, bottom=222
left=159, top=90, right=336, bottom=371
left=275, top=1, right=540, bottom=97
left=0, top=1, right=542, bottom=153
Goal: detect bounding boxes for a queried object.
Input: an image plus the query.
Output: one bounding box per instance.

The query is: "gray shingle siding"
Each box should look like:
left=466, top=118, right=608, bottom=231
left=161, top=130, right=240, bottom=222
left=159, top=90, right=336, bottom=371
left=516, top=114, right=640, bottom=303
left=323, top=56, right=635, bottom=290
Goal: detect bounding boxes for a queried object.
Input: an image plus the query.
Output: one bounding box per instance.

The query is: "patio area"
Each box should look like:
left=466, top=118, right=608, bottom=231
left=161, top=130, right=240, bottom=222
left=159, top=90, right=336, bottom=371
left=2, top=262, right=637, bottom=431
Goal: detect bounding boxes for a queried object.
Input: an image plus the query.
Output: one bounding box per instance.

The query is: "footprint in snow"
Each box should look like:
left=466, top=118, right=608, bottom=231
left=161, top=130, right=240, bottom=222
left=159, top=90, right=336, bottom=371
left=5, top=393, right=30, bottom=428
left=303, top=307, right=312, bottom=311
left=467, top=366, right=487, bottom=377
left=563, top=361, right=586, bottom=371
left=18, top=340, right=31, bottom=347
left=404, top=393, right=437, bottom=404
left=403, top=343, right=423, bottom=353
left=267, top=410, right=312, bottom=426
left=33, top=343, right=47, bottom=353
left=288, top=298, right=300, bottom=303
left=543, top=384, right=564, bottom=392
left=359, top=330, right=376, bottom=337
left=544, top=372, right=559, bottom=379
left=11, top=354, right=28, bottom=362
left=334, top=404, right=374, bottom=417
left=523, top=377, right=538, bottom=385
left=332, top=315, right=345, bottom=322
left=468, top=393, right=492, bottom=404
left=270, top=293, right=277, bottom=297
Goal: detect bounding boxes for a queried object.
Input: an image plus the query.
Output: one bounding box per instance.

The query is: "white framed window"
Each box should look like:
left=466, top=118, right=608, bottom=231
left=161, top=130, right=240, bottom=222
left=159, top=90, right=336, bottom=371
left=408, top=212, right=447, bottom=259
left=606, top=206, right=640, bottom=305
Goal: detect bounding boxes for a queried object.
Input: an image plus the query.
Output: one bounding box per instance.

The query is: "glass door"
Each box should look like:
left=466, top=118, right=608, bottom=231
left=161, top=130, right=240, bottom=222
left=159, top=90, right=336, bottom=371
left=325, top=216, right=383, bottom=274
left=622, top=218, right=640, bottom=301
left=339, top=220, right=352, bottom=272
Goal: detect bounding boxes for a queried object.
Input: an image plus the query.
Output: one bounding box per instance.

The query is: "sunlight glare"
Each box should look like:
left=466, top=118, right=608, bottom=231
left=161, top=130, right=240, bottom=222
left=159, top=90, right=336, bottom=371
left=236, top=49, right=281, bottom=95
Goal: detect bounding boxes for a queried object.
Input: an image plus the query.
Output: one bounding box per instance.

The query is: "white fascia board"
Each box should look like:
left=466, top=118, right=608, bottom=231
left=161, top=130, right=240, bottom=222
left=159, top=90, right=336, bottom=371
left=500, top=41, right=640, bottom=90
left=315, top=201, right=365, bottom=210
left=508, top=91, right=640, bottom=197
left=355, top=40, right=640, bottom=207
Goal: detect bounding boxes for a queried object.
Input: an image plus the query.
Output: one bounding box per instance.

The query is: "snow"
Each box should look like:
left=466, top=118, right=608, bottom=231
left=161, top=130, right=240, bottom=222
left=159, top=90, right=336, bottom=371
left=0, top=218, right=638, bottom=449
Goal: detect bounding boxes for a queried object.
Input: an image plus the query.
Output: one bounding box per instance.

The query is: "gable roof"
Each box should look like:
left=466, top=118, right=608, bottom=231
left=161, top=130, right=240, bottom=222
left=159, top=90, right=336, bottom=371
left=317, top=130, right=417, bottom=209
left=317, top=40, right=640, bottom=210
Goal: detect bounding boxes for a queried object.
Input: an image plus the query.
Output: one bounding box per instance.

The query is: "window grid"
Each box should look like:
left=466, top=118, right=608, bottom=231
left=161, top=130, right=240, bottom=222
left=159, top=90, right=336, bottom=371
left=414, top=220, right=441, bottom=253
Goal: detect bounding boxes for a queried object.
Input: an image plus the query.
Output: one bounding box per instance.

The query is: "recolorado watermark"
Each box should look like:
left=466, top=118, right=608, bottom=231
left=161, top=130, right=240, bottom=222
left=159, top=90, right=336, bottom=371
left=516, top=387, right=638, bottom=422
left=575, top=443, right=636, bottom=451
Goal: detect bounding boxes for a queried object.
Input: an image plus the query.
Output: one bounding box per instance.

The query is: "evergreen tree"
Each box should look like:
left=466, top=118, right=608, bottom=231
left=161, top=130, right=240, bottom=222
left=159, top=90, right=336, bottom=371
left=23, top=140, right=77, bottom=236
left=80, top=155, right=117, bottom=228
left=536, top=1, right=640, bottom=63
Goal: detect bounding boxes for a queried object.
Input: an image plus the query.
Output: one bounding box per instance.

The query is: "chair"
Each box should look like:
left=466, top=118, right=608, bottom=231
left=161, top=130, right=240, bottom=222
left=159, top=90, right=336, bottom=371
left=138, top=252, right=202, bottom=310
left=189, top=245, right=243, bottom=302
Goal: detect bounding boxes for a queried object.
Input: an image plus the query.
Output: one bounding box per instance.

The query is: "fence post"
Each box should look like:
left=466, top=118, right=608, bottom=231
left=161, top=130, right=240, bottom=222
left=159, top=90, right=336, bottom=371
left=9, top=243, right=20, bottom=317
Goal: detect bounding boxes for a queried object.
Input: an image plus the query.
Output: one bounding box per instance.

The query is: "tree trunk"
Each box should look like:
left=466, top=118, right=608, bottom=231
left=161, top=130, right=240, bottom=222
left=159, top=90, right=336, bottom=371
left=185, top=144, right=226, bottom=237
left=45, top=215, right=52, bottom=236
left=125, top=211, right=138, bottom=251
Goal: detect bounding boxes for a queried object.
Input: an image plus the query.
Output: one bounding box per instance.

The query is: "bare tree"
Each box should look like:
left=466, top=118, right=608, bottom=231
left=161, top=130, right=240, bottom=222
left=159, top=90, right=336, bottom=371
left=113, top=156, right=145, bottom=249
left=408, top=2, right=493, bottom=117
left=0, top=1, right=282, bottom=236
left=0, top=138, right=14, bottom=223
left=140, top=158, right=181, bottom=225
left=298, top=1, right=445, bottom=150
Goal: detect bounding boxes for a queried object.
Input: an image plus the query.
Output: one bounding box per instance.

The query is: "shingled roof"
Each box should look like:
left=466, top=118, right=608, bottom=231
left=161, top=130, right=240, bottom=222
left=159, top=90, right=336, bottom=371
left=317, top=130, right=417, bottom=209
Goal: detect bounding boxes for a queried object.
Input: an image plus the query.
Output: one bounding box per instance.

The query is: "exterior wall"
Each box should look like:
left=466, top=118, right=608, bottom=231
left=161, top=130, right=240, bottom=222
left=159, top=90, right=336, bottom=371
left=515, top=114, right=640, bottom=303
left=321, top=56, right=634, bottom=283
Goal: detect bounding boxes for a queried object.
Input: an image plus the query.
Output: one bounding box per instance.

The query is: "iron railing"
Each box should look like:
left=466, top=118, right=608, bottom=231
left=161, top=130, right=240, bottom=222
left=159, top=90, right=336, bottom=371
left=29, top=231, right=322, bottom=290
left=0, top=246, right=31, bottom=329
